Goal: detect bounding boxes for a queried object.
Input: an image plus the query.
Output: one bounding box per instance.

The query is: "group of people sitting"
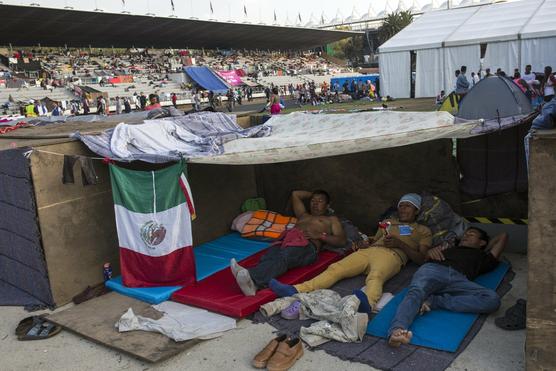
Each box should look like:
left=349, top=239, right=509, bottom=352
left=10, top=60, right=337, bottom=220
left=230, top=190, right=507, bottom=347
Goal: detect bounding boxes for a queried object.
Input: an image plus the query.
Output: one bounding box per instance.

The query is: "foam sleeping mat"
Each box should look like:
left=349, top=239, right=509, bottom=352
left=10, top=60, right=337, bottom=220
left=171, top=250, right=343, bottom=318
left=106, top=233, right=269, bottom=304
left=366, top=261, right=510, bottom=352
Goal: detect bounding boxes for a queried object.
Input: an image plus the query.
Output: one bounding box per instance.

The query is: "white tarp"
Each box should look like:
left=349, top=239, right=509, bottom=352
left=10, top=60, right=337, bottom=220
left=378, top=6, right=478, bottom=53
left=116, top=301, right=236, bottom=342
left=416, top=48, right=444, bottom=98
left=483, top=41, right=520, bottom=77
left=520, top=37, right=556, bottom=72
left=190, top=111, right=480, bottom=165
left=443, top=45, right=481, bottom=93
left=379, top=51, right=411, bottom=98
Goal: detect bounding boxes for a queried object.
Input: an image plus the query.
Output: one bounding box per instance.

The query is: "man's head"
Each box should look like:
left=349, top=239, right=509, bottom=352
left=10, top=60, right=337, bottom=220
left=309, top=190, right=330, bottom=216
left=486, top=68, right=491, bottom=75
left=545, top=66, right=553, bottom=76
left=397, top=193, right=421, bottom=223
left=461, top=66, right=467, bottom=74
left=525, top=65, right=532, bottom=74
left=459, top=227, right=490, bottom=249
left=148, top=94, right=158, bottom=104
left=455, top=70, right=460, bottom=77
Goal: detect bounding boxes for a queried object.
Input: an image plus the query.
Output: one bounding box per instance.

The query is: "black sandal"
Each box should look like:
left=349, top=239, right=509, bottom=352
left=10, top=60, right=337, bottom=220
left=16, top=315, right=62, bottom=341
left=495, top=299, right=526, bottom=330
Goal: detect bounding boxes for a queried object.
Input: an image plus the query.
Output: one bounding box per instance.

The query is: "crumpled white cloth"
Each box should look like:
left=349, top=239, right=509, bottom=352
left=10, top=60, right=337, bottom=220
left=260, top=290, right=368, bottom=347
left=115, top=301, right=236, bottom=342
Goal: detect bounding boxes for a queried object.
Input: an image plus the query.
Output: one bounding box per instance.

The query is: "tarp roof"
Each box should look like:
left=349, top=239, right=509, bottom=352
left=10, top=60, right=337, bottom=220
left=379, top=0, right=555, bottom=53
left=184, top=67, right=229, bottom=93
left=0, top=5, right=360, bottom=50
left=189, top=111, right=481, bottom=165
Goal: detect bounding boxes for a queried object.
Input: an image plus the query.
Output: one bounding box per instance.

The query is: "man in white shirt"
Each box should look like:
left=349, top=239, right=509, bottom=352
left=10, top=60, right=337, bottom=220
left=522, top=65, right=536, bottom=85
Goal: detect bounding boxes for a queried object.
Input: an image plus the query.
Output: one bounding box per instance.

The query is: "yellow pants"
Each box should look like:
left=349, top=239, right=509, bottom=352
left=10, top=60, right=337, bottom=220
left=294, top=247, right=403, bottom=306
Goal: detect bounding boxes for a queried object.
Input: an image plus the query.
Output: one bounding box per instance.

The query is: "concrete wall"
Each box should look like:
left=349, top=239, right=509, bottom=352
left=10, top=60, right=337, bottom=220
left=526, top=131, right=556, bottom=371
left=30, top=142, right=258, bottom=306
left=257, top=139, right=461, bottom=234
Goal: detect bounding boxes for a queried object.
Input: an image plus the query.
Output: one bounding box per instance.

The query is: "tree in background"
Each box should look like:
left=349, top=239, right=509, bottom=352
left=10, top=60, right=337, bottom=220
left=378, top=11, right=413, bottom=45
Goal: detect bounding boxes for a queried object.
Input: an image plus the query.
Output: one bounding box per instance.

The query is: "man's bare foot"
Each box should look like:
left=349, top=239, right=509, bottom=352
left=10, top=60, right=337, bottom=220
left=420, top=301, right=431, bottom=315
left=388, top=328, right=413, bottom=347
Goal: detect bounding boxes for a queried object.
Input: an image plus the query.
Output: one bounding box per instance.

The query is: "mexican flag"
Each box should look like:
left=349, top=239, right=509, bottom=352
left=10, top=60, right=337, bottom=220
left=109, top=161, right=196, bottom=287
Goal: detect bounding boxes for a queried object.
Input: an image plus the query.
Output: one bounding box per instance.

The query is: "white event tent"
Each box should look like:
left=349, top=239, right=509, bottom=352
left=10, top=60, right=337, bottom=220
left=378, top=0, right=556, bottom=98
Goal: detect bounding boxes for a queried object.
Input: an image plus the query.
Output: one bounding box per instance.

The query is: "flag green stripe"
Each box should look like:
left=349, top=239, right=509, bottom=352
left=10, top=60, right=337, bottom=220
left=110, top=162, right=186, bottom=214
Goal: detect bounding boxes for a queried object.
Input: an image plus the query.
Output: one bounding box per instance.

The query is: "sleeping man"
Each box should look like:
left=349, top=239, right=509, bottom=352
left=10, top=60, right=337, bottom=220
left=388, top=227, right=507, bottom=347
left=231, top=190, right=347, bottom=296
left=270, top=193, right=432, bottom=314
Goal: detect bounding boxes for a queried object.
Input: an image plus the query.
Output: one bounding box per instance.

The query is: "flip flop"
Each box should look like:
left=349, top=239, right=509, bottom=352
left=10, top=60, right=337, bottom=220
left=16, top=316, right=62, bottom=341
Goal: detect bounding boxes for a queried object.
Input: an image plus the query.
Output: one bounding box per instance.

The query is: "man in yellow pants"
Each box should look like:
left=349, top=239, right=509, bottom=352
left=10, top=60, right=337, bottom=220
left=270, top=193, right=432, bottom=314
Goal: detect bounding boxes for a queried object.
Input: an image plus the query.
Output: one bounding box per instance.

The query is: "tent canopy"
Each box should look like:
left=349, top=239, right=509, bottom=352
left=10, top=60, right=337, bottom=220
left=379, top=0, right=554, bottom=52
left=379, top=6, right=479, bottom=53
left=520, top=0, right=556, bottom=39
left=184, top=67, right=229, bottom=93
left=457, top=76, right=533, bottom=120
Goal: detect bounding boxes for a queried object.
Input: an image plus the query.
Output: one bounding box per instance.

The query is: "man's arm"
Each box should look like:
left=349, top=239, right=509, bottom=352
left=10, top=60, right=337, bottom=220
left=291, top=190, right=312, bottom=218
left=384, top=227, right=432, bottom=265
left=487, top=232, right=508, bottom=259
left=320, top=216, right=347, bottom=247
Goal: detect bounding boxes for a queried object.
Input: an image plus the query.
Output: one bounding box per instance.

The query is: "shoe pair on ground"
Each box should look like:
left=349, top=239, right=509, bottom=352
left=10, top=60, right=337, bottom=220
left=252, top=334, right=304, bottom=371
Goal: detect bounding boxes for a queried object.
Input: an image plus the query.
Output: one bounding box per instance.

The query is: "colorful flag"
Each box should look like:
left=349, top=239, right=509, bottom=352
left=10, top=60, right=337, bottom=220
left=109, top=161, right=196, bottom=287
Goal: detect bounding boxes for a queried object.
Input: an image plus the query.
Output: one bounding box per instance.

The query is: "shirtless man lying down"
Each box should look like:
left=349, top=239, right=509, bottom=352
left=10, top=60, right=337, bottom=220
left=231, top=190, right=347, bottom=296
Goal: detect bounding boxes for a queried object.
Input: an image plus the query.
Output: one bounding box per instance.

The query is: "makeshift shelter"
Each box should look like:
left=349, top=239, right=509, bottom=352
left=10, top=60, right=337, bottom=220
left=183, top=66, right=229, bottom=93
left=0, top=108, right=540, bottom=366
left=455, top=76, right=533, bottom=197
left=379, top=0, right=556, bottom=98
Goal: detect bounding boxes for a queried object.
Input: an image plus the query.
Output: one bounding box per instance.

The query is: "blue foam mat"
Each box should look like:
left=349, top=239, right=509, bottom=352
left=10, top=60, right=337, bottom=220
left=366, top=262, right=510, bottom=352
left=105, top=277, right=181, bottom=304
left=106, top=233, right=269, bottom=304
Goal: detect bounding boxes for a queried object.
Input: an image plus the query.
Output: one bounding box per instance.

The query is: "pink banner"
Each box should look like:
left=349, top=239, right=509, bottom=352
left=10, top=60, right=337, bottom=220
left=218, top=70, right=243, bottom=86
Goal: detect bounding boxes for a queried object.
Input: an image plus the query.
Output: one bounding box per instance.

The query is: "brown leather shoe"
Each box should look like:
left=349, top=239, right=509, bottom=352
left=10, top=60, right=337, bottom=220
left=266, top=337, right=304, bottom=371
left=251, top=334, right=288, bottom=369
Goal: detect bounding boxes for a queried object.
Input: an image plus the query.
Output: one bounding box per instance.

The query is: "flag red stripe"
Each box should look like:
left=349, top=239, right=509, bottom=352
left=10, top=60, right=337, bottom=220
left=179, top=177, right=196, bottom=218
left=120, top=246, right=196, bottom=287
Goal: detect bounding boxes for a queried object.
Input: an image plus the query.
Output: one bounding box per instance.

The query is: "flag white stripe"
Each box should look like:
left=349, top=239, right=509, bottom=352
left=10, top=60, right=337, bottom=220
left=115, top=203, right=192, bottom=257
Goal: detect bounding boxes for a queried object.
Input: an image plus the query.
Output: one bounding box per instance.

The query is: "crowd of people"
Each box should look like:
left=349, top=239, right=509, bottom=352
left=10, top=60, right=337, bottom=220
left=1, top=47, right=352, bottom=117
left=437, top=64, right=555, bottom=108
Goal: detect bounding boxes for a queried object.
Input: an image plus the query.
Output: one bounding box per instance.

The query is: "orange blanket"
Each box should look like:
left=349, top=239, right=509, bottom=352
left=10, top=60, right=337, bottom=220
left=241, top=210, right=297, bottom=240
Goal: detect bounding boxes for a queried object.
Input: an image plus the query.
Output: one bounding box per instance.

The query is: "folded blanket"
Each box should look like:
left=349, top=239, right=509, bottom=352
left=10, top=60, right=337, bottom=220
left=241, top=210, right=297, bottom=240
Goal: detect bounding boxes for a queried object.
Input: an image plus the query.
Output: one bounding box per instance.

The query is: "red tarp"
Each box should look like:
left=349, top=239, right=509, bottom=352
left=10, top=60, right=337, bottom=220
left=108, top=75, right=134, bottom=84
left=171, top=249, right=344, bottom=318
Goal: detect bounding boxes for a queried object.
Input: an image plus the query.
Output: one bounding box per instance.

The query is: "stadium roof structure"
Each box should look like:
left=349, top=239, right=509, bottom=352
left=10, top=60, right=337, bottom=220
left=0, top=5, right=361, bottom=50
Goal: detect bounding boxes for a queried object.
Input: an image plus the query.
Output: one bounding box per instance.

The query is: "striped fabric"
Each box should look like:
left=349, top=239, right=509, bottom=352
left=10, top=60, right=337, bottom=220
left=109, top=161, right=196, bottom=287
